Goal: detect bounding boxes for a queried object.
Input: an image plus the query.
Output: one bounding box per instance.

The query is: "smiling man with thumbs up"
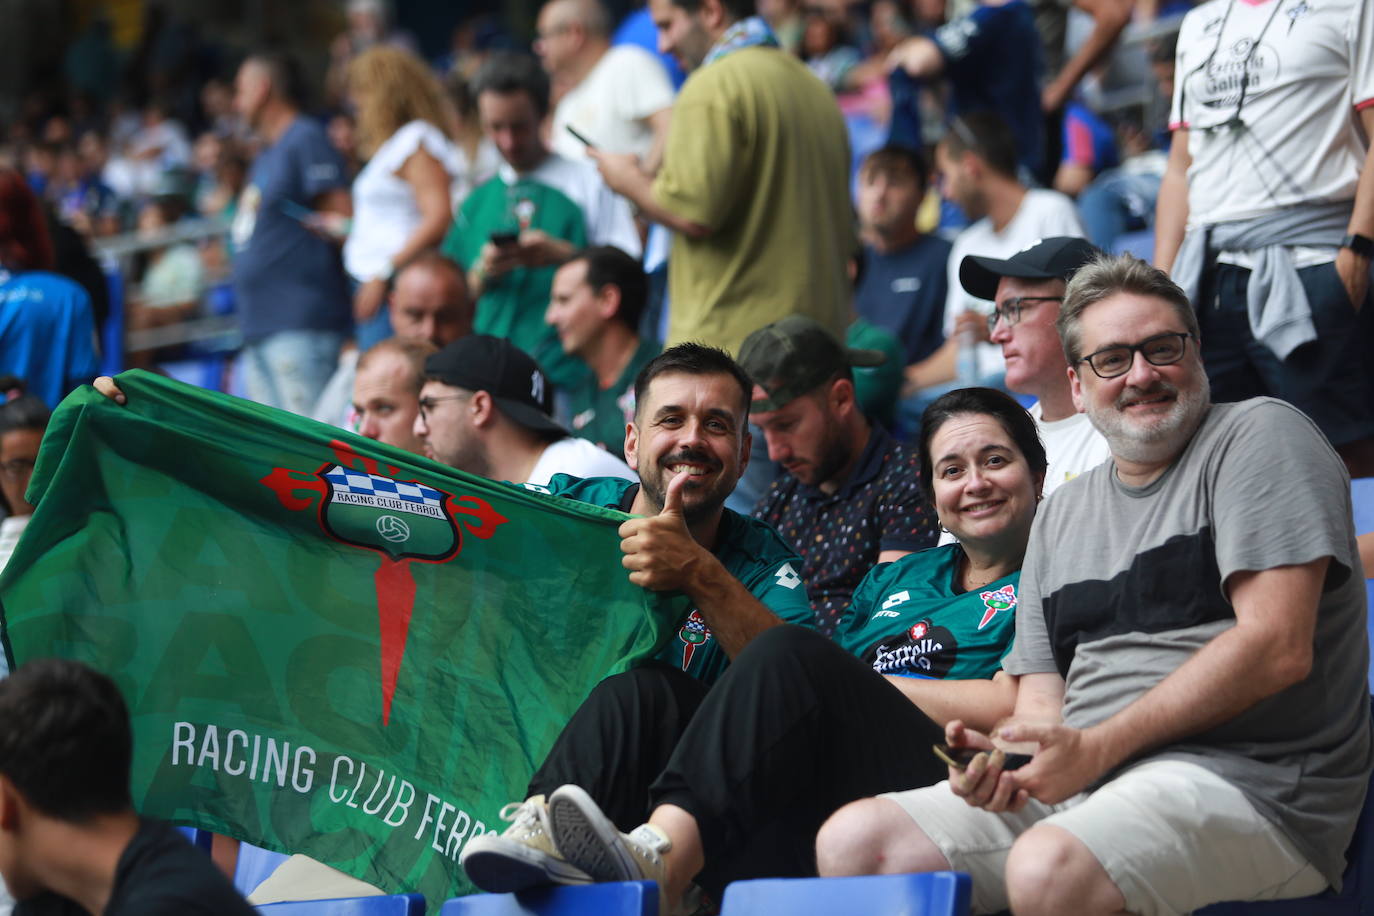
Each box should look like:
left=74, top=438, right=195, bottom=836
left=524, top=341, right=815, bottom=684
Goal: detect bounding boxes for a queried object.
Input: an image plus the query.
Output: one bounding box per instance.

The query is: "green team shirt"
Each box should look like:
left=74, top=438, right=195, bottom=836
left=566, top=338, right=661, bottom=461
left=527, top=474, right=814, bottom=684
left=838, top=544, right=1018, bottom=680
left=442, top=177, right=589, bottom=389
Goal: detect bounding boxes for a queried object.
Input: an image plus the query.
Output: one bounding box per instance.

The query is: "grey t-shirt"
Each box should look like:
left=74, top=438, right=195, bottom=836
left=1006, top=398, right=1372, bottom=886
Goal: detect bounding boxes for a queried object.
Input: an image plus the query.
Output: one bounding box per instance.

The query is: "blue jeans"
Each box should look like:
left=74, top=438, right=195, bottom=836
left=1077, top=168, right=1162, bottom=251
left=240, top=329, right=347, bottom=416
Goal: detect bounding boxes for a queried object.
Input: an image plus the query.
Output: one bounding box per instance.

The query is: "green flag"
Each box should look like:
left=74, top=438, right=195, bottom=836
left=0, top=371, right=682, bottom=901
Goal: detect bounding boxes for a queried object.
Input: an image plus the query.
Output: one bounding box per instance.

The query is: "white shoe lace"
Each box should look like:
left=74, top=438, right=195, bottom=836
left=499, top=799, right=549, bottom=841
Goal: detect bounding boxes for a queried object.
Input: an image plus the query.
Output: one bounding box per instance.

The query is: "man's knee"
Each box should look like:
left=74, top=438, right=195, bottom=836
left=1006, top=825, right=1122, bottom=916
left=815, top=798, right=948, bottom=877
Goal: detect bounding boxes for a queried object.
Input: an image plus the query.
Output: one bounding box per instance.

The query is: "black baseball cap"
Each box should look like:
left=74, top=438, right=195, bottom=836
left=959, top=236, right=1104, bottom=301
left=738, top=315, right=886, bottom=413
left=424, top=335, right=567, bottom=437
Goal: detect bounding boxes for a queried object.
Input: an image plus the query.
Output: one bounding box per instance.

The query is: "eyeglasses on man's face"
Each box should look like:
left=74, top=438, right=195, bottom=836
left=986, top=296, right=1063, bottom=333
left=1077, top=332, right=1196, bottom=379
left=416, top=394, right=468, bottom=423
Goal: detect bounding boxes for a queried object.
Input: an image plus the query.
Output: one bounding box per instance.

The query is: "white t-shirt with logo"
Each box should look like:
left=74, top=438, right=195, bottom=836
left=1171, top=0, right=1374, bottom=225
left=527, top=436, right=637, bottom=487
left=1028, top=401, right=1113, bottom=496
left=943, top=190, right=1085, bottom=374
left=551, top=45, right=675, bottom=164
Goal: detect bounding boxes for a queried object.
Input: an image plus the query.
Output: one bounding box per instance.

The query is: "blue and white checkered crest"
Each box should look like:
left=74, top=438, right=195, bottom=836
left=322, top=465, right=446, bottom=519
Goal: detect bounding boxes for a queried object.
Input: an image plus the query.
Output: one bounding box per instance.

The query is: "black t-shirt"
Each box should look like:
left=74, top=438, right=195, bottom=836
left=15, top=818, right=257, bottom=915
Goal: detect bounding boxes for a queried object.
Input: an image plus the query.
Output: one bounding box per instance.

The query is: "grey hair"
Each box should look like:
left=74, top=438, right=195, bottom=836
left=1056, top=253, right=1200, bottom=364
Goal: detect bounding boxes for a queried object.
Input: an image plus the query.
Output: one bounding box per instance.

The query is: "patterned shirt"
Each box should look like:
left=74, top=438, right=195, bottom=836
left=753, top=426, right=937, bottom=634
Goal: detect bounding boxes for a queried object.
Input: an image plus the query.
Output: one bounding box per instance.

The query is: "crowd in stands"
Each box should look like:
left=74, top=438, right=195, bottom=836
left=0, top=0, right=1373, bottom=911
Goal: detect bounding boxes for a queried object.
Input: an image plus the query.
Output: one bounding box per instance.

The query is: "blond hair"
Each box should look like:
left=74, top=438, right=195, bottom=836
left=347, top=46, right=453, bottom=158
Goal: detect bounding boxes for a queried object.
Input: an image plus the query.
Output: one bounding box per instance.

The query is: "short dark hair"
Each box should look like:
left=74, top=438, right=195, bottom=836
left=633, top=343, right=752, bottom=420
left=472, top=51, right=551, bottom=118
left=565, top=246, right=647, bottom=332
left=0, top=659, right=133, bottom=821
left=859, top=144, right=930, bottom=189
left=670, top=0, right=756, bottom=20
left=1057, top=253, right=1199, bottom=364
left=940, top=111, right=1019, bottom=180
left=0, top=391, right=50, bottom=436
left=917, top=387, right=1048, bottom=503
left=243, top=51, right=306, bottom=109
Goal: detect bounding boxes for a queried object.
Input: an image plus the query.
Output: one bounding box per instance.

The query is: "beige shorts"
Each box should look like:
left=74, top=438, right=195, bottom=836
left=882, top=759, right=1327, bottom=916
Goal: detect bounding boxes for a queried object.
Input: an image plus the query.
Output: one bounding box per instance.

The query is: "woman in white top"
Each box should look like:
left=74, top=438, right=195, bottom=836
left=343, top=46, right=463, bottom=346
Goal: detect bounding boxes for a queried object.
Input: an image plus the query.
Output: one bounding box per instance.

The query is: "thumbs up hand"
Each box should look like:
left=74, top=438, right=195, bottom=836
left=619, top=470, right=704, bottom=591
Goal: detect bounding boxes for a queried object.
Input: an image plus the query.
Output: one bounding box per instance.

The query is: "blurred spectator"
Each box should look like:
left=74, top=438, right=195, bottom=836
left=441, top=52, right=640, bottom=389
left=611, top=2, right=687, bottom=89
left=104, top=95, right=193, bottom=201
left=324, top=0, right=420, bottom=109
left=342, top=46, right=464, bottom=350
left=0, top=383, right=47, bottom=576
left=758, top=0, right=804, bottom=55
left=802, top=4, right=863, bottom=93
left=442, top=73, right=501, bottom=208
left=228, top=53, right=352, bottom=416
left=854, top=144, right=951, bottom=366
left=887, top=0, right=1046, bottom=178
left=544, top=245, right=660, bottom=460
left=125, top=196, right=205, bottom=368
left=324, top=111, right=361, bottom=182
left=22, top=143, right=57, bottom=199
left=900, top=113, right=1082, bottom=425
left=51, top=142, right=119, bottom=238
left=1052, top=99, right=1118, bottom=197
left=538, top=0, right=675, bottom=172
left=197, top=140, right=248, bottom=225
left=845, top=257, right=907, bottom=430
left=0, top=168, right=99, bottom=410
left=199, top=76, right=248, bottom=142
left=591, top=0, right=854, bottom=355
left=1157, top=0, right=1374, bottom=477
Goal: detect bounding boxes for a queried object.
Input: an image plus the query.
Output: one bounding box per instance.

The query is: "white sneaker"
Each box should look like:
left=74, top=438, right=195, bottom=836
left=459, top=795, right=592, bottom=893
left=547, top=784, right=671, bottom=885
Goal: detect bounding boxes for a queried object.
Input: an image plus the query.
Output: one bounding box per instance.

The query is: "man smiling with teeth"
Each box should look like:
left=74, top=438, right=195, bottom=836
left=528, top=342, right=815, bottom=685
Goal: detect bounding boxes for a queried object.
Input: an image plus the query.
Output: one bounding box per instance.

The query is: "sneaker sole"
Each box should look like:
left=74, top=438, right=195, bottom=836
left=460, top=833, right=592, bottom=893
left=547, top=784, right=640, bottom=882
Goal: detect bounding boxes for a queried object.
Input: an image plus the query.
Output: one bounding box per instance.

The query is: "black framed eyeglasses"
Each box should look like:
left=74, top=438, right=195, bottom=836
left=1078, top=332, right=1196, bottom=379
left=986, top=296, right=1063, bottom=333
left=417, top=394, right=469, bottom=422
left=0, top=458, right=34, bottom=479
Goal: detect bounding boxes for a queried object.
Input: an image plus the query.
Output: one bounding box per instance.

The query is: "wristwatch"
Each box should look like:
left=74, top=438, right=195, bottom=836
left=1340, top=233, right=1374, bottom=259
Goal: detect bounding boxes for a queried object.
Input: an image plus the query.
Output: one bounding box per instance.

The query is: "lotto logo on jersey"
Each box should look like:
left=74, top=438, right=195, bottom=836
left=774, top=563, right=802, bottom=590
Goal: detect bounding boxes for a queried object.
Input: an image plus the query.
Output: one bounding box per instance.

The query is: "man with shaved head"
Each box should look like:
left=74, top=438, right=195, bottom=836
left=536, top=0, right=674, bottom=170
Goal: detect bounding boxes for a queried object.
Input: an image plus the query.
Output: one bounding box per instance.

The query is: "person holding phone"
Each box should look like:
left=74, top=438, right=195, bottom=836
left=459, top=387, right=1045, bottom=912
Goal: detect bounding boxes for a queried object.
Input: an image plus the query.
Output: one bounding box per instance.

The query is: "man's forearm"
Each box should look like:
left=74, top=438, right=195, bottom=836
left=686, top=559, right=785, bottom=659
left=1154, top=132, right=1192, bottom=271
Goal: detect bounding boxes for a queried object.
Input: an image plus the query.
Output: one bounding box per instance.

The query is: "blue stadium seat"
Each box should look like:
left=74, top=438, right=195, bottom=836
left=439, top=881, right=658, bottom=915
left=255, top=893, right=425, bottom=915
left=719, top=872, right=971, bottom=916
left=1198, top=700, right=1374, bottom=915
left=1351, top=478, right=1374, bottom=691
left=234, top=843, right=292, bottom=898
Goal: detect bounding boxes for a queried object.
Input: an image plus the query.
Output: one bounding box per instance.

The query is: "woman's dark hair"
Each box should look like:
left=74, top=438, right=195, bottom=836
left=917, top=387, right=1048, bottom=502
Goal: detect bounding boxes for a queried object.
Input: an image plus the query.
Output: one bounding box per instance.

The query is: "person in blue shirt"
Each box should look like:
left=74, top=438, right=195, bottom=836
left=228, top=53, right=353, bottom=417
left=0, top=168, right=98, bottom=410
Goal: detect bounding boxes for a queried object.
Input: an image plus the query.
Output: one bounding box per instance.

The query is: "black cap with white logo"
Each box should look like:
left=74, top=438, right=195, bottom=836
left=959, top=236, right=1104, bottom=301
left=424, top=335, right=566, bottom=437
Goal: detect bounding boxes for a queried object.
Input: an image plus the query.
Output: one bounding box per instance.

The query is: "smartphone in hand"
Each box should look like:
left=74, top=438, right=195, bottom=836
left=489, top=231, right=520, bottom=248
left=933, top=743, right=1032, bottom=771
left=565, top=125, right=595, bottom=149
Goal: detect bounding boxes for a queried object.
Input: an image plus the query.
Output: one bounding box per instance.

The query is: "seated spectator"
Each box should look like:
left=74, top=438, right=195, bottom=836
left=971, top=237, right=1111, bottom=492
left=460, top=387, right=1044, bottom=911
left=415, top=335, right=634, bottom=484
left=125, top=195, right=205, bottom=357
left=745, top=316, right=937, bottom=634
left=818, top=255, right=1371, bottom=916
left=854, top=145, right=951, bottom=367
left=50, top=141, right=119, bottom=237
left=545, top=246, right=660, bottom=461
left=0, top=382, right=48, bottom=582
left=1, top=658, right=256, bottom=915
left=441, top=51, right=640, bottom=390
left=352, top=338, right=437, bottom=454
left=313, top=251, right=473, bottom=428
left=1052, top=100, right=1118, bottom=198
left=900, top=113, right=1083, bottom=432
left=0, top=167, right=99, bottom=410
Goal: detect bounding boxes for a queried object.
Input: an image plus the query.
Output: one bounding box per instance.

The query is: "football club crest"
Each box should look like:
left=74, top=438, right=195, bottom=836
left=977, top=584, right=1016, bottom=630
left=678, top=609, right=712, bottom=670
left=262, top=440, right=509, bottom=724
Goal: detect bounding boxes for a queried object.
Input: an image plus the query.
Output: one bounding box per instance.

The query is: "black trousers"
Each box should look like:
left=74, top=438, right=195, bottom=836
left=527, top=625, right=948, bottom=895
